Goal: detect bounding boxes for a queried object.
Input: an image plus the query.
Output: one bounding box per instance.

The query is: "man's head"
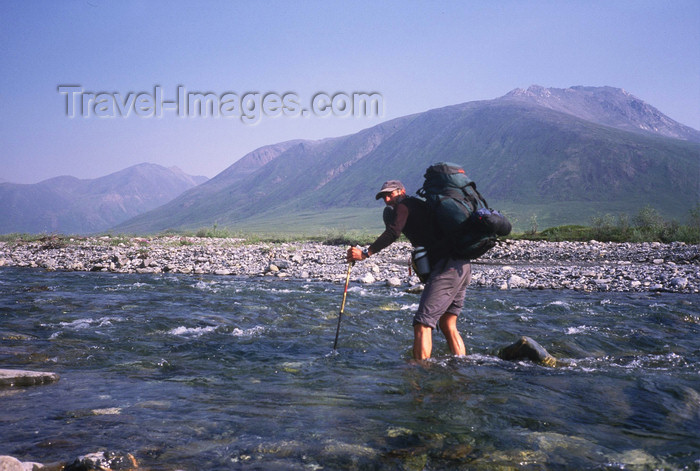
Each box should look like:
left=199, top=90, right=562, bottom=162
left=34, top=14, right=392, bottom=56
left=375, top=180, right=406, bottom=206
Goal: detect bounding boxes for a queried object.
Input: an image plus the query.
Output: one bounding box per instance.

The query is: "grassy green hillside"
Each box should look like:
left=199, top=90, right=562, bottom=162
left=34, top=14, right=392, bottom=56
left=113, top=98, right=699, bottom=235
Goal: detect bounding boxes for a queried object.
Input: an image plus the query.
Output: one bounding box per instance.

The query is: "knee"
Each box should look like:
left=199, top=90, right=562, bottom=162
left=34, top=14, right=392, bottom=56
left=414, top=322, right=432, bottom=336
left=439, top=313, right=458, bottom=331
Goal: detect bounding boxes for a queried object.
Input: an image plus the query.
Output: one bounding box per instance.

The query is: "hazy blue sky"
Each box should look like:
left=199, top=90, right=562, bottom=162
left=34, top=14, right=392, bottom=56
left=2, top=0, right=699, bottom=183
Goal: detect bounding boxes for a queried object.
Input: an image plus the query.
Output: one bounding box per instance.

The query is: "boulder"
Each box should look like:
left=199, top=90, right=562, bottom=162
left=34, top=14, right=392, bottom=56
left=359, top=273, right=376, bottom=284
left=507, top=274, right=528, bottom=289
left=0, top=369, right=60, bottom=387
left=385, top=277, right=402, bottom=287
left=0, top=456, right=24, bottom=471
left=64, top=451, right=138, bottom=471
left=498, top=336, right=557, bottom=367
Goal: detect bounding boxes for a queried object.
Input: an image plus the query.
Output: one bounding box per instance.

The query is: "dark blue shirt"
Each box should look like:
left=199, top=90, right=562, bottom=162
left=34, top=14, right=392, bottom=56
left=368, top=196, right=447, bottom=262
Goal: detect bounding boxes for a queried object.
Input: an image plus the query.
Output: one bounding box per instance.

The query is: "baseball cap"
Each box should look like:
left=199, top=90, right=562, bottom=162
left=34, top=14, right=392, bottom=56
left=375, top=180, right=405, bottom=199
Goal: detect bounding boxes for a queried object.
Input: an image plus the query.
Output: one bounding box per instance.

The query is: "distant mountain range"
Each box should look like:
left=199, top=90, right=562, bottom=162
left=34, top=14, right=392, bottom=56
left=3, top=86, right=698, bottom=236
left=113, top=85, right=700, bottom=234
left=0, top=164, right=207, bottom=234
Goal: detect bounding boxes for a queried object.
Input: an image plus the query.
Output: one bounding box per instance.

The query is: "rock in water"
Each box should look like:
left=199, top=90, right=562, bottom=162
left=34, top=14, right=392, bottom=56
left=498, top=336, right=557, bottom=367
left=386, top=277, right=402, bottom=287
left=0, top=369, right=60, bottom=387
left=0, top=456, right=24, bottom=471
left=359, top=273, right=376, bottom=284
left=64, top=451, right=138, bottom=470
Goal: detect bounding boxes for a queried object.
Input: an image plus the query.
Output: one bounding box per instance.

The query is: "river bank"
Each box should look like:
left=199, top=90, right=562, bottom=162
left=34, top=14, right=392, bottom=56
left=1, top=236, right=697, bottom=293
left=1, top=239, right=699, bottom=470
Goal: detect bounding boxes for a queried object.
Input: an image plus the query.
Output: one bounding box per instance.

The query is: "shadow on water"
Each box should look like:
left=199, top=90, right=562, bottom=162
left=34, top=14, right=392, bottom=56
left=1, top=267, right=699, bottom=470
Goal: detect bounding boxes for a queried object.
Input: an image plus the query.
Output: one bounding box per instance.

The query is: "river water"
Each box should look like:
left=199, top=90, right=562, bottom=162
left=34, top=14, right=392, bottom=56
left=1, top=266, right=698, bottom=470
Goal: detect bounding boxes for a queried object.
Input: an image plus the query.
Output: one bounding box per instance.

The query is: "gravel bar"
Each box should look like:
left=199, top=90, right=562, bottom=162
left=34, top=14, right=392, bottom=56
left=0, top=236, right=698, bottom=293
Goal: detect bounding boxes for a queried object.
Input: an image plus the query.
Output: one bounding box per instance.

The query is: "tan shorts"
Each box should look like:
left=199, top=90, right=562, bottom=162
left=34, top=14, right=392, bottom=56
left=413, top=258, right=471, bottom=329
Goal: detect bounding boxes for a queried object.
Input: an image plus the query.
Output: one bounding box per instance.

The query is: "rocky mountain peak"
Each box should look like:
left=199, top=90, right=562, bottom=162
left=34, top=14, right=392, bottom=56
left=503, top=85, right=700, bottom=142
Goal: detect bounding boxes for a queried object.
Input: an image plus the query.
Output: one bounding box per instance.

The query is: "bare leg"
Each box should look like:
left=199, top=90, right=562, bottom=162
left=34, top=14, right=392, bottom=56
left=413, top=323, right=433, bottom=360
left=439, top=313, right=466, bottom=356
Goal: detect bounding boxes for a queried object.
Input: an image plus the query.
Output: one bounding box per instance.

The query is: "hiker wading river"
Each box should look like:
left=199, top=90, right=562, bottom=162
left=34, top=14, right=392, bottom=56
left=347, top=180, right=471, bottom=360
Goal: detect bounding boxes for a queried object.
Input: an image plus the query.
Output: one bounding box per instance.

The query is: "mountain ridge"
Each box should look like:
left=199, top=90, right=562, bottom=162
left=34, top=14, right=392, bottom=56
left=0, top=163, right=208, bottom=234
left=4, top=85, right=697, bottom=235
left=503, top=85, right=700, bottom=142
left=114, top=86, right=699, bottom=234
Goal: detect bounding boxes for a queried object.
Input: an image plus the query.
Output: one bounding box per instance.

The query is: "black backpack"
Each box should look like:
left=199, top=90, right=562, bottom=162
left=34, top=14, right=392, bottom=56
left=417, top=162, right=511, bottom=259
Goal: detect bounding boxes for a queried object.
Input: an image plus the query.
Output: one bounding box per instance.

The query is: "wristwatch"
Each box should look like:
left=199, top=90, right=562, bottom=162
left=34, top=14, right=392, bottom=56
left=362, top=248, right=370, bottom=259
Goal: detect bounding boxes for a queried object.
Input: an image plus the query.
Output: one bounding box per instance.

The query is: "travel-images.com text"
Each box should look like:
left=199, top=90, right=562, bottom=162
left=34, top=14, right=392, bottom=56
left=58, top=86, right=383, bottom=124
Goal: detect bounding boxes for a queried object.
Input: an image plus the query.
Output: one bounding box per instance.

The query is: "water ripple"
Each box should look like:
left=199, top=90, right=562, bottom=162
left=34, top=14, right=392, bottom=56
left=0, top=267, right=698, bottom=470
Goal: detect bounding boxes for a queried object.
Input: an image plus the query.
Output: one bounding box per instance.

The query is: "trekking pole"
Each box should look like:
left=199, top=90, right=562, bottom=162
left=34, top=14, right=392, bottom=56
left=333, top=261, right=354, bottom=352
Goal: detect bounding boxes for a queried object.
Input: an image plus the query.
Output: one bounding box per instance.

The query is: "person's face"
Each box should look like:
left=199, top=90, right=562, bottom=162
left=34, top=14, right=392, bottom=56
left=382, top=189, right=404, bottom=206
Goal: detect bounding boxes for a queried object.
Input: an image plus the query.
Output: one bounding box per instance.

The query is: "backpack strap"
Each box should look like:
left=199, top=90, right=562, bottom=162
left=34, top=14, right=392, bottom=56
left=466, top=182, right=489, bottom=209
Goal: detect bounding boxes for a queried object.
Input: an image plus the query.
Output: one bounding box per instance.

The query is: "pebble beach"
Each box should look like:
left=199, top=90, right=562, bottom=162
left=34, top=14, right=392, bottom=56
left=1, top=236, right=698, bottom=293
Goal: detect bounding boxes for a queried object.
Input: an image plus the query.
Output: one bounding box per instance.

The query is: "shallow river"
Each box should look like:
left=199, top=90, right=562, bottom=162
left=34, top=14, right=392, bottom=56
left=1, top=267, right=698, bottom=470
